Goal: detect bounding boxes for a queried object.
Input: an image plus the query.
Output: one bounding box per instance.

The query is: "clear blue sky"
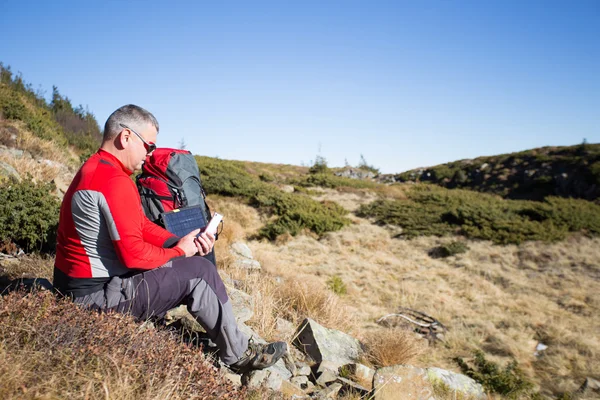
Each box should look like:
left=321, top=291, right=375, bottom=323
left=2, top=1, right=598, bottom=173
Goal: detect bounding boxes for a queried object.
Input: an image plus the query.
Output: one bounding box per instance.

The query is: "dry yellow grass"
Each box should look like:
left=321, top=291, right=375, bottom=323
left=242, top=214, right=599, bottom=397
left=0, top=120, right=76, bottom=186
left=361, top=327, right=426, bottom=367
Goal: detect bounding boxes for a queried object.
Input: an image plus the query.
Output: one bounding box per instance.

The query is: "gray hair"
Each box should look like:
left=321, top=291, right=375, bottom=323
left=103, top=104, right=159, bottom=141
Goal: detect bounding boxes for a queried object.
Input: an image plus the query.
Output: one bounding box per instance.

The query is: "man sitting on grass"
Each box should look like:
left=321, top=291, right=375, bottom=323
left=53, top=104, right=286, bottom=373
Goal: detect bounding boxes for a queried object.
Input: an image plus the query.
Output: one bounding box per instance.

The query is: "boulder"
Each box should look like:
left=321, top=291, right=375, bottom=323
left=230, top=242, right=254, bottom=259
left=296, top=364, right=312, bottom=377
left=241, top=369, right=269, bottom=388
left=230, top=242, right=261, bottom=270
left=0, top=160, right=20, bottom=181
left=293, top=318, right=362, bottom=369
left=373, top=365, right=486, bottom=400
left=226, top=286, right=254, bottom=324
left=335, top=168, right=376, bottom=180
left=427, top=367, right=485, bottom=398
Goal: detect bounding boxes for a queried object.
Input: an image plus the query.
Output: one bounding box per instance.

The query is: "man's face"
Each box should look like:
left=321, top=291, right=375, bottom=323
left=124, top=123, right=157, bottom=172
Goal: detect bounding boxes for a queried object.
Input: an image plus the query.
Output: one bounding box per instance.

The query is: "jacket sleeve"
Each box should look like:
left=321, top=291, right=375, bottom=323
left=101, top=175, right=184, bottom=269
left=142, top=216, right=180, bottom=248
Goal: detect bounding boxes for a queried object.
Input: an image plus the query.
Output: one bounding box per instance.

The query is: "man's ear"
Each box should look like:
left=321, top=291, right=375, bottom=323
left=114, top=130, right=128, bottom=150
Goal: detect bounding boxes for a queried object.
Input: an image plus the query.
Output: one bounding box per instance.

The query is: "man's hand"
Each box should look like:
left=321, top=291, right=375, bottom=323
left=175, top=229, right=215, bottom=258
left=195, top=231, right=215, bottom=256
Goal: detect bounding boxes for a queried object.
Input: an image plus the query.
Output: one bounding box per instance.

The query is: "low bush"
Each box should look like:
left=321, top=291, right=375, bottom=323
left=455, top=351, right=534, bottom=399
left=357, top=184, right=600, bottom=244
left=0, top=291, right=245, bottom=399
left=196, top=156, right=350, bottom=240
left=326, top=275, right=347, bottom=295
left=292, top=173, right=379, bottom=190
left=0, top=178, right=60, bottom=252
left=430, top=241, right=469, bottom=258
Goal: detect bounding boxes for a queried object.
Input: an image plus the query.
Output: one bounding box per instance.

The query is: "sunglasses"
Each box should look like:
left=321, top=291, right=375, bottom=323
left=119, top=123, right=157, bottom=154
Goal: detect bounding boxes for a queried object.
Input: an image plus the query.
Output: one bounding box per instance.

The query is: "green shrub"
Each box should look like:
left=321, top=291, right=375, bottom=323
left=258, top=173, right=274, bottom=182
left=455, top=351, right=534, bottom=399
left=309, top=155, right=329, bottom=174
left=196, top=156, right=350, bottom=239
left=357, top=184, right=600, bottom=244
left=357, top=154, right=380, bottom=175
left=430, top=241, right=469, bottom=258
left=0, top=178, right=60, bottom=252
left=327, top=275, right=347, bottom=295
left=293, top=173, right=379, bottom=190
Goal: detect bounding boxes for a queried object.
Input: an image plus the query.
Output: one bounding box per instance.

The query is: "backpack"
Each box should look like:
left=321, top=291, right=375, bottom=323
left=136, top=148, right=216, bottom=264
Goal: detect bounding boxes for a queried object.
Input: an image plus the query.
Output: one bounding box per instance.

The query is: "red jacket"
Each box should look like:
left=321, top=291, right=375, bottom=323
left=54, top=149, right=184, bottom=296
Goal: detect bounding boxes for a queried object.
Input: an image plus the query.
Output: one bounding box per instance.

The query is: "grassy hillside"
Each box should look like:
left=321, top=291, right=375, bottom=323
left=1, top=66, right=599, bottom=399
left=0, top=63, right=102, bottom=160
left=383, top=143, right=600, bottom=203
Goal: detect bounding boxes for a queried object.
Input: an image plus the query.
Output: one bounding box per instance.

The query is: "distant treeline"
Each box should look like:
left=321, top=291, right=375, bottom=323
left=0, top=63, right=101, bottom=159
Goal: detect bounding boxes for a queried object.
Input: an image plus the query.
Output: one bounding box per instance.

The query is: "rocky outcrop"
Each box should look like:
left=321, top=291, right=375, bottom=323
left=379, top=144, right=600, bottom=203
left=335, top=168, right=377, bottom=180
left=293, top=318, right=362, bottom=369
left=229, top=242, right=261, bottom=270
left=161, top=244, right=488, bottom=399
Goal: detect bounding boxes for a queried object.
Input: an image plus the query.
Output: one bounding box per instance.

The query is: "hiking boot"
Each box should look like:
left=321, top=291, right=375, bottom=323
left=229, top=339, right=287, bottom=373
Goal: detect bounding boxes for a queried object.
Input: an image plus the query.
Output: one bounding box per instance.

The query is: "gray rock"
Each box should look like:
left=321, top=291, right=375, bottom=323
left=283, top=352, right=297, bottom=377
left=281, top=185, right=295, bottom=193
left=340, top=363, right=375, bottom=390
left=373, top=365, right=434, bottom=400
left=232, top=258, right=262, bottom=270
left=230, top=242, right=254, bottom=259
left=0, top=146, right=29, bottom=159
left=226, top=286, right=254, bottom=324
left=316, top=368, right=338, bottom=387
left=312, top=382, right=342, bottom=399
left=242, top=369, right=269, bottom=388
left=265, top=370, right=283, bottom=391
left=296, top=364, right=312, bottom=377
left=291, top=375, right=309, bottom=388
left=293, top=318, right=362, bottom=369
left=335, top=168, right=376, bottom=180
left=427, top=367, right=485, bottom=399
left=0, top=160, right=20, bottom=181
left=373, top=365, right=486, bottom=400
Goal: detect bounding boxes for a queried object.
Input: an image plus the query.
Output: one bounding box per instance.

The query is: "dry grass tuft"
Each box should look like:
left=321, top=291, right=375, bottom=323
left=0, top=121, right=76, bottom=185
left=0, top=254, right=54, bottom=281
left=0, top=290, right=245, bottom=400
left=361, top=328, right=426, bottom=367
